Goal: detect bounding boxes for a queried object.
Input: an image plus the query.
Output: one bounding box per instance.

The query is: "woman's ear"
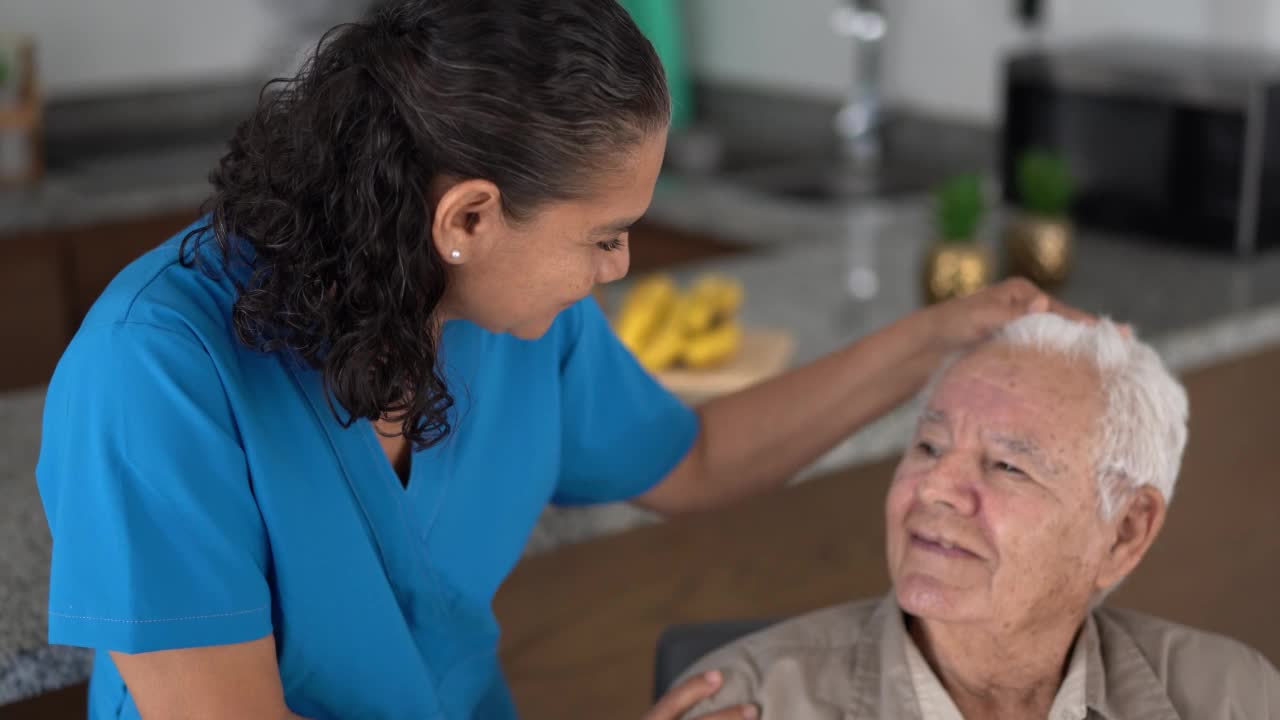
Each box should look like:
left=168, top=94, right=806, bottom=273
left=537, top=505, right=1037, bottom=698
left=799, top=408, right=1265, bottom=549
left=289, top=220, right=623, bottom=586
left=1095, top=485, right=1167, bottom=591
left=431, top=179, right=504, bottom=264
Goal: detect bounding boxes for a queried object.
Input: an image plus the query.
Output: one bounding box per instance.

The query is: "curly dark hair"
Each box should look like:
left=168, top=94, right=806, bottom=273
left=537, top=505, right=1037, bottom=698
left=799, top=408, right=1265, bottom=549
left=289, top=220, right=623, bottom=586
left=184, top=0, right=670, bottom=449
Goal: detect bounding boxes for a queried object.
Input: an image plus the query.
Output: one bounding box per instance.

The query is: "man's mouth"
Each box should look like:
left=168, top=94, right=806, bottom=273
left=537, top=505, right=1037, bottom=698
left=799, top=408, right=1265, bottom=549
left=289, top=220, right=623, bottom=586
left=909, top=531, right=982, bottom=560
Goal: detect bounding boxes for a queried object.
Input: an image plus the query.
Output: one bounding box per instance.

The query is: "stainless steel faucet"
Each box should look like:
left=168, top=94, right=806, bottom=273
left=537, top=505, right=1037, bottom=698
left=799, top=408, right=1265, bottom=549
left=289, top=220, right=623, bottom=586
left=831, top=0, right=888, bottom=167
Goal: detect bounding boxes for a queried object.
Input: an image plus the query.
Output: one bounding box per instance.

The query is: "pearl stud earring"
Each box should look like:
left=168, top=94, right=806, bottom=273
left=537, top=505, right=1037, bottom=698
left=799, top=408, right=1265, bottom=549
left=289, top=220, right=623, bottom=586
left=450, top=249, right=462, bottom=260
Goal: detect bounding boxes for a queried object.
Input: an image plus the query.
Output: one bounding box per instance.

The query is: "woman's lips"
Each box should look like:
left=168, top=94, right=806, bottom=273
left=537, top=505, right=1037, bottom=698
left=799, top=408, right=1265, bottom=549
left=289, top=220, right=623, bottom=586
left=910, top=532, right=982, bottom=560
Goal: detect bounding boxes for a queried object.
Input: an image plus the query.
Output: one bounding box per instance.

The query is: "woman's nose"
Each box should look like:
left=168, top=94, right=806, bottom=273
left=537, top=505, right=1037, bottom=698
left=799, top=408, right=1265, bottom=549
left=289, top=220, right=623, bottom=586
left=916, top=454, right=980, bottom=515
left=597, top=247, right=630, bottom=285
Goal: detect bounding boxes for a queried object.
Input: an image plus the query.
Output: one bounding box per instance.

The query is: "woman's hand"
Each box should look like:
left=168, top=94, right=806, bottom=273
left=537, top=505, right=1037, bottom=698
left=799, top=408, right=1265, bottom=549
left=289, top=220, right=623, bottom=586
left=925, top=277, right=1098, bottom=354
left=643, top=670, right=759, bottom=720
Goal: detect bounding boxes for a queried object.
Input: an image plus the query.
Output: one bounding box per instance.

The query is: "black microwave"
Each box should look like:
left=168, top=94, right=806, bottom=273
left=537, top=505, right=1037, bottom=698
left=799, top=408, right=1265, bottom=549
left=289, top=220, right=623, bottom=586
left=1001, top=37, right=1280, bottom=255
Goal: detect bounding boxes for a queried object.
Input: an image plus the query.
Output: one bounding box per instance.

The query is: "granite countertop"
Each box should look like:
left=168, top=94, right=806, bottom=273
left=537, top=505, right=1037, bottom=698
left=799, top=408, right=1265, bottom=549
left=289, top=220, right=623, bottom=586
left=0, top=143, right=223, bottom=238
left=1, top=78, right=260, bottom=239
left=0, top=387, right=93, bottom=703
left=8, top=111, right=1280, bottom=704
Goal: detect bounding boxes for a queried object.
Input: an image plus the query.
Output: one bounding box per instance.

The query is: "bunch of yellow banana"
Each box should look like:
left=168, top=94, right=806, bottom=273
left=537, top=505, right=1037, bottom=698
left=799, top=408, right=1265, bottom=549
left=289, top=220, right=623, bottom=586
left=613, top=274, right=745, bottom=372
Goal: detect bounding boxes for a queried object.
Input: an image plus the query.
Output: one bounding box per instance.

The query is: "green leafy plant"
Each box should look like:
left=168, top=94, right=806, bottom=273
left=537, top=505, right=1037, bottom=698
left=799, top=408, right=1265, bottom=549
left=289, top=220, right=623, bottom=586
left=1016, top=148, right=1074, bottom=217
left=0, top=56, right=9, bottom=90
left=935, top=174, right=984, bottom=243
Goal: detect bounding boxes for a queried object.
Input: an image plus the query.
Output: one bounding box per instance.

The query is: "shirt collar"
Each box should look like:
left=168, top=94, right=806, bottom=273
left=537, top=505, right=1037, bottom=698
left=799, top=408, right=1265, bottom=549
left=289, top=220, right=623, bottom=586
left=1049, top=621, right=1090, bottom=720
left=845, top=596, right=916, bottom=717
left=896, top=605, right=1089, bottom=720
left=1085, top=611, right=1183, bottom=720
left=837, top=595, right=1182, bottom=720
left=902, top=615, right=964, bottom=720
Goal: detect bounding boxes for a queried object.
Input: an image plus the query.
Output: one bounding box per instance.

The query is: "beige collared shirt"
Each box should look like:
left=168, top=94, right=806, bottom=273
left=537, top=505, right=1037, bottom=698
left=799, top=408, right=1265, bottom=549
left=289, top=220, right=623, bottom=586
left=901, top=612, right=1087, bottom=720
left=679, top=595, right=1280, bottom=719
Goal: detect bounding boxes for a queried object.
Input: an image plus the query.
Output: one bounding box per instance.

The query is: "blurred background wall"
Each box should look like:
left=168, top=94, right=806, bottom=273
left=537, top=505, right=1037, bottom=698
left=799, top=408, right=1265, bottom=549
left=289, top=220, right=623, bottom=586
left=11, top=0, right=1280, bottom=120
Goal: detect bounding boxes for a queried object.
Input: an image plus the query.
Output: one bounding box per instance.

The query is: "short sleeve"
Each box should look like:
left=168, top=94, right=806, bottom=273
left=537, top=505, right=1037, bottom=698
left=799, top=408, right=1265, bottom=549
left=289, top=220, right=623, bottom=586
left=36, top=322, right=272, bottom=653
left=553, top=298, right=699, bottom=505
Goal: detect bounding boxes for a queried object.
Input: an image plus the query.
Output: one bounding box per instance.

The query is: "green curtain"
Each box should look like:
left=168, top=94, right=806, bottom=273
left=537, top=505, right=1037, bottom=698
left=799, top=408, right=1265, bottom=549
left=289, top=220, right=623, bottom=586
left=619, top=0, right=693, bottom=130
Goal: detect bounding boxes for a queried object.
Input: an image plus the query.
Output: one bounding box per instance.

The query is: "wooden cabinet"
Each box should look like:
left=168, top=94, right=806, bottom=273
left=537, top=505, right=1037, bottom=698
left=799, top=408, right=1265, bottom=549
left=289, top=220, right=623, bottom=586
left=0, top=233, right=73, bottom=390
left=61, top=209, right=200, bottom=321
left=0, top=209, right=199, bottom=392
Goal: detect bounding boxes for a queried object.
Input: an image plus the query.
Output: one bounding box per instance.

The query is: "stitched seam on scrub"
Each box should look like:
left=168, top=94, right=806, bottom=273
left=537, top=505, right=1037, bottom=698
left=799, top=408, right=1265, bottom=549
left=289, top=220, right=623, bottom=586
left=49, top=605, right=270, bottom=624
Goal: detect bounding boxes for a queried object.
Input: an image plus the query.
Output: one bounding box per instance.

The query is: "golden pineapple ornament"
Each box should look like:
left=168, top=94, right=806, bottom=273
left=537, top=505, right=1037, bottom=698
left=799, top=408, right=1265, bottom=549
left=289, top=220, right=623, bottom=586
left=1005, top=149, right=1075, bottom=289
left=923, top=174, right=993, bottom=304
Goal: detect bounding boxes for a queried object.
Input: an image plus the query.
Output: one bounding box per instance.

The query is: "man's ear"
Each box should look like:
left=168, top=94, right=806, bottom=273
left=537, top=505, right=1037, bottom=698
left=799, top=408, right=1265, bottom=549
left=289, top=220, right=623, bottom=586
left=431, top=179, right=504, bottom=264
left=1096, top=484, right=1167, bottom=591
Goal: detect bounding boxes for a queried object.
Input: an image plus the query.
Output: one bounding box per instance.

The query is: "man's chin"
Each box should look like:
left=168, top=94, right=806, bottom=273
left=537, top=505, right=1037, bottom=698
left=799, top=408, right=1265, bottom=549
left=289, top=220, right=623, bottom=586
left=894, top=575, right=981, bottom=623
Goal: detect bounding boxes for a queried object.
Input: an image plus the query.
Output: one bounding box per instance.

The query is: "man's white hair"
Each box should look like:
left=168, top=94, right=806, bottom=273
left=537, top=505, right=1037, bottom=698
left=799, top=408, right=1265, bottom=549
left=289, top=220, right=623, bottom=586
left=927, top=313, right=1190, bottom=519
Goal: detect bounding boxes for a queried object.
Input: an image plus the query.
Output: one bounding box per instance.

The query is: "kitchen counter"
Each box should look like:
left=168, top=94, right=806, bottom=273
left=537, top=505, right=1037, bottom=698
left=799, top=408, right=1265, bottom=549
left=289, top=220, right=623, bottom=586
left=0, top=143, right=222, bottom=239
left=1, top=78, right=260, bottom=240
left=0, top=387, right=92, bottom=703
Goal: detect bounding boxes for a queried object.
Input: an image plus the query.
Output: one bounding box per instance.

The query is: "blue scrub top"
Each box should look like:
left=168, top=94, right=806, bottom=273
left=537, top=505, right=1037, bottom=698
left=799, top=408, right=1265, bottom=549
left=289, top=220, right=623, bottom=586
left=36, top=222, right=699, bottom=719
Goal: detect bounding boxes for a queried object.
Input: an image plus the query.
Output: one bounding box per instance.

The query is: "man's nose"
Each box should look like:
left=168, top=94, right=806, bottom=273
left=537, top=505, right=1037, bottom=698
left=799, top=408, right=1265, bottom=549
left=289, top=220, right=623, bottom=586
left=916, top=453, right=980, bottom=515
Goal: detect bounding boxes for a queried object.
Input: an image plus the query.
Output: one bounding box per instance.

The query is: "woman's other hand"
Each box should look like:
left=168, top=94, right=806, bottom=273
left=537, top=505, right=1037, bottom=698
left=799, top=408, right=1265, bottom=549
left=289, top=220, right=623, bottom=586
left=643, top=670, right=759, bottom=720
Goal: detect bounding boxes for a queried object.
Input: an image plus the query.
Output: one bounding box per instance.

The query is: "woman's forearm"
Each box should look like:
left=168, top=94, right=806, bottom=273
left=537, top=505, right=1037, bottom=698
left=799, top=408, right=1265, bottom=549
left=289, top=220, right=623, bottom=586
left=638, top=307, right=942, bottom=514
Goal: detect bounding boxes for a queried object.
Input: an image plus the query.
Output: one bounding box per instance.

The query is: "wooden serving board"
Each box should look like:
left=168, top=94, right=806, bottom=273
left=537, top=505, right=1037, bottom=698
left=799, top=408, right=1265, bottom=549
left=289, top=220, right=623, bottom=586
left=655, top=328, right=795, bottom=404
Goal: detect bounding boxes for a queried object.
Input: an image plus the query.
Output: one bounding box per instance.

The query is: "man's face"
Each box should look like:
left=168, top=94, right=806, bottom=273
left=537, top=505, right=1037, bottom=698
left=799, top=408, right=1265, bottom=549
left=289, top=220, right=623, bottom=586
left=885, top=344, right=1116, bottom=630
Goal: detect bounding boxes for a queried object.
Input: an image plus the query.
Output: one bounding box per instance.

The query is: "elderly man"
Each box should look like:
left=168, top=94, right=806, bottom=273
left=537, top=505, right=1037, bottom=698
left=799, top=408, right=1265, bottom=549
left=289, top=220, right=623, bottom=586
left=680, top=315, right=1280, bottom=719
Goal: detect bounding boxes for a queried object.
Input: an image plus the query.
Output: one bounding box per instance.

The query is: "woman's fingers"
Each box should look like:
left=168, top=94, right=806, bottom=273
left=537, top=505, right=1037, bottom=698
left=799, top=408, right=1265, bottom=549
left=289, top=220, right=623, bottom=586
left=1042, top=293, right=1095, bottom=324
left=643, top=671, right=758, bottom=720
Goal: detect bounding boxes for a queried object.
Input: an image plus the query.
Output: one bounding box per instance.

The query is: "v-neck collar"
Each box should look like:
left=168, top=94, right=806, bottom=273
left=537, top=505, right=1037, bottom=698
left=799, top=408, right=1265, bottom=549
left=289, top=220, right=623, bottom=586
left=286, top=360, right=446, bottom=616
left=362, top=420, right=414, bottom=492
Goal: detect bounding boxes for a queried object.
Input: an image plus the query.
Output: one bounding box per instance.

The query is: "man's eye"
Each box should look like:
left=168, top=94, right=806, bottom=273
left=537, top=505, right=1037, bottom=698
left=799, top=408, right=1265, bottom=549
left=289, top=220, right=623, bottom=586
left=916, top=441, right=940, bottom=458
left=597, top=236, right=626, bottom=252
left=994, top=461, right=1026, bottom=477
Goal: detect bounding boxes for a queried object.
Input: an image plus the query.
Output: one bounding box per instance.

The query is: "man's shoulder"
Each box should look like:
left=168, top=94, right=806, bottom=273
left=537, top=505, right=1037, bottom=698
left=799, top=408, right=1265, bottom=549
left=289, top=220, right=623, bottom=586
left=1097, top=606, right=1274, bottom=670
left=677, top=598, right=884, bottom=700
left=674, top=598, right=887, bottom=719
left=712, top=597, right=883, bottom=663
left=1095, top=607, right=1280, bottom=714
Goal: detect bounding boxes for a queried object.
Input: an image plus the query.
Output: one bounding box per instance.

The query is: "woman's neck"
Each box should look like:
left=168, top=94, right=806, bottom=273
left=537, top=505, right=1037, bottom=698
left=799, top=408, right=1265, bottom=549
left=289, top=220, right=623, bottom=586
left=908, top=611, right=1085, bottom=720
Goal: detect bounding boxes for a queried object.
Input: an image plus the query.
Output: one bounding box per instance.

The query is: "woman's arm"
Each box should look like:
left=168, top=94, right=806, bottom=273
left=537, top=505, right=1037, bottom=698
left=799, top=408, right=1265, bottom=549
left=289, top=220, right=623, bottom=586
left=111, top=635, right=309, bottom=720
left=636, top=279, right=1078, bottom=514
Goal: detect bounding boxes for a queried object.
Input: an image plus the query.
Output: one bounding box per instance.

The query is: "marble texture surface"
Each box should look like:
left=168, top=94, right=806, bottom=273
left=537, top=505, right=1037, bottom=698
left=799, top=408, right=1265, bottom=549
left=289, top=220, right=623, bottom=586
left=0, top=387, right=93, bottom=703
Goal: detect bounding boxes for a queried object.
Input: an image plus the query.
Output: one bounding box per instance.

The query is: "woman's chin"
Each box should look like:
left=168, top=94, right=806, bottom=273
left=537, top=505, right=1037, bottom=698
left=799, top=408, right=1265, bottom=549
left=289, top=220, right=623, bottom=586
left=508, top=315, right=558, bottom=341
